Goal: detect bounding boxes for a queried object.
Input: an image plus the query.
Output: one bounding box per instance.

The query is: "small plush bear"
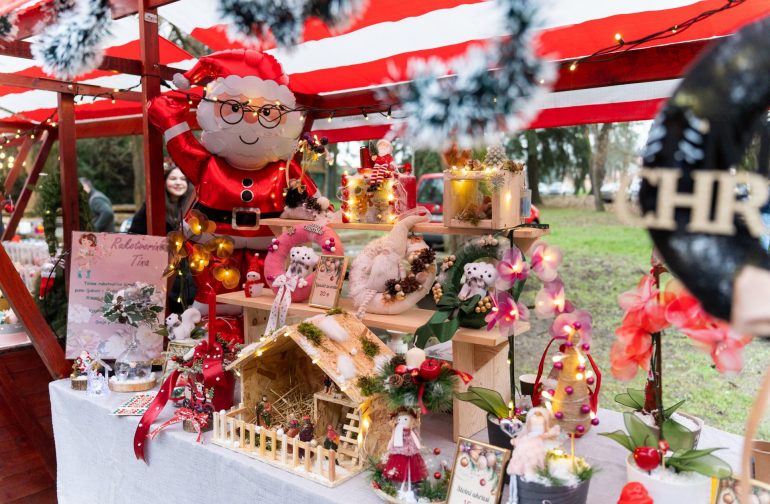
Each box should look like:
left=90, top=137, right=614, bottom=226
left=458, top=262, right=498, bottom=301
left=287, top=246, right=320, bottom=279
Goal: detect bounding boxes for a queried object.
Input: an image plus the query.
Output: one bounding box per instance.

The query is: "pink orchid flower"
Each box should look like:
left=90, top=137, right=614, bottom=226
left=610, top=320, right=653, bottom=380
left=534, top=278, right=574, bottom=319
left=679, top=320, right=752, bottom=374
left=550, top=310, right=593, bottom=347
left=617, top=274, right=671, bottom=333
left=530, top=241, right=563, bottom=282
left=496, top=247, right=529, bottom=289
left=485, top=291, right=529, bottom=331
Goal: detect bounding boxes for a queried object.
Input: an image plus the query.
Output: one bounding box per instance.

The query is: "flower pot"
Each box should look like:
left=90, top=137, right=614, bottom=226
left=633, top=411, right=703, bottom=449
left=519, top=374, right=537, bottom=397
left=753, top=440, right=770, bottom=483
left=486, top=414, right=514, bottom=450
left=514, top=476, right=590, bottom=504
left=625, top=455, right=712, bottom=504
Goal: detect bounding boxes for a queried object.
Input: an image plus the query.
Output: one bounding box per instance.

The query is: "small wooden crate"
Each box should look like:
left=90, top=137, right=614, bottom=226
left=442, top=169, right=523, bottom=230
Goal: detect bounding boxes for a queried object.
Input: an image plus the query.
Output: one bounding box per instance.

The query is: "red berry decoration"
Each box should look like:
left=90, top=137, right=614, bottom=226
left=633, top=447, right=661, bottom=472
left=479, top=478, right=486, bottom=486
left=433, top=447, right=441, bottom=455
left=658, top=440, right=670, bottom=452
left=394, top=364, right=407, bottom=375
left=434, top=471, right=442, bottom=480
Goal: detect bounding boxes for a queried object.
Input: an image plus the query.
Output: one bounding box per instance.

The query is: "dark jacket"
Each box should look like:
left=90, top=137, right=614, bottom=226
left=89, top=190, right=115, bottom=232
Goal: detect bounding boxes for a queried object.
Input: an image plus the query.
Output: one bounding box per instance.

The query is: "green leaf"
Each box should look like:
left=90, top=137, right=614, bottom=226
left=599, top=430, right=635, bottom=452
left=669, top=448, right=723, bottom=461
left=623, top=412, right=657, bottom=448
left=662, top=418, right=696, bottom=452
left=667, top=453, right=732, bottom=479
left=627, top=388, right=645, bottom=408
left=455, top=387, right=509, bottom=419
left=663, top=399, right=687, bottom=419
left=615, top=390, right=644, bottom=410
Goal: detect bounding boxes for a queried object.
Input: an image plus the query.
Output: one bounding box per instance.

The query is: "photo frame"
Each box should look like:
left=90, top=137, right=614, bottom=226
left=446, top=437, right=510, bottom=504
left=308, top=255, right=348, bottom=309
left=162, top=340, right=197, bottom=375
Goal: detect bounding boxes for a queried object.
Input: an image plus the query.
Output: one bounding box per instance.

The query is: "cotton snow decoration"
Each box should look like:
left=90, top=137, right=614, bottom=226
left=31, top=0, right=113, bottom=80
left=308, top=314, right=350, bottom=342
left=336, top=355, right=357, bottom=380
left=395, top=0, right=555, bottom=148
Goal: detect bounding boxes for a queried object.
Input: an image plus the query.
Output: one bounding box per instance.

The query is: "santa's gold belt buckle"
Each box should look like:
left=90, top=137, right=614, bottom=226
left=231, top=208, right=261, bottom=230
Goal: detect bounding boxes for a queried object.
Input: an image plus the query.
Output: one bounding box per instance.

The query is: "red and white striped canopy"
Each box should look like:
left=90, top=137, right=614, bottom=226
left=1, top=0, right=768, bottom=141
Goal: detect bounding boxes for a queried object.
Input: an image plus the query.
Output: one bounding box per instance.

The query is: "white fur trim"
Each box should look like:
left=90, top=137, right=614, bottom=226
left=173, top=73, right=190, bottom=90
left=210, top=76, right=296, bottom=108
left=164, top=122, right=190, bottom=142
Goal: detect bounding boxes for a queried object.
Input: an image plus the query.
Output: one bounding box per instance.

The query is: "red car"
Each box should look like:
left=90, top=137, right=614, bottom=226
left=416, top=173, right=540, bottom=224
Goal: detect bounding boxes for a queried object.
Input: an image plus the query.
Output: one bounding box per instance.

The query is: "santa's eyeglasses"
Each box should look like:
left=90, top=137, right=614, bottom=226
left=218, top=99, right=286, bottom=129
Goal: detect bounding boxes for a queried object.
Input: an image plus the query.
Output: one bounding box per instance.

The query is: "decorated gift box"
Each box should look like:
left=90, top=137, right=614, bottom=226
left=442, top=144, right=525, bottom=230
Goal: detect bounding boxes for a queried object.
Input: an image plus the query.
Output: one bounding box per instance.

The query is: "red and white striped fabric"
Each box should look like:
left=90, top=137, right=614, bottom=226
left=1, top=0, right=768, bottom=139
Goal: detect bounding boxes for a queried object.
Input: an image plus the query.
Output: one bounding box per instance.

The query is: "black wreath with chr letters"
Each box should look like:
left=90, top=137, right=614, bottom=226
left=639, top=14, right=770, bottom=323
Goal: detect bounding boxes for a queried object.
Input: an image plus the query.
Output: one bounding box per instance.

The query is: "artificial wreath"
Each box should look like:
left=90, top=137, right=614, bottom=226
left=416, top=235, right=524, bottom=347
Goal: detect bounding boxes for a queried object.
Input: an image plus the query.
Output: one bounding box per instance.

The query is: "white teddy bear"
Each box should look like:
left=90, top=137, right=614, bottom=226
left=287, top=246, right=320, bottom=283
left=458, top=262, right=498, bottom=301
left=165, top=307, right=202, bottom=341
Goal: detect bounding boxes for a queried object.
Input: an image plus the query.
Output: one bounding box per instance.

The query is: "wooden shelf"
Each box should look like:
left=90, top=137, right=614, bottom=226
left=217, top=291, right=529, bottom=347
left=261, top=218, right=549, bottom=251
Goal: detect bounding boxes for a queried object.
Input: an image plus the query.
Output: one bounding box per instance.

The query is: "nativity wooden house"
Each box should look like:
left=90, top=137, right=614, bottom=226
left=211, top=312, right=396, bottom=486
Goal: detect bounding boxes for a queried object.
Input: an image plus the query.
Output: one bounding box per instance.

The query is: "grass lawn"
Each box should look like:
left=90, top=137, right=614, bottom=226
left=512, top=206, right=770, bottom=438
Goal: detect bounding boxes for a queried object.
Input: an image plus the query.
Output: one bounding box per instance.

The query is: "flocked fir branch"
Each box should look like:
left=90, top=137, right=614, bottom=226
left=31, top=0, right=112, bottom=79
left=395, top=0, right=554, bottom=148
left=218, top=0, right=368, bottom=47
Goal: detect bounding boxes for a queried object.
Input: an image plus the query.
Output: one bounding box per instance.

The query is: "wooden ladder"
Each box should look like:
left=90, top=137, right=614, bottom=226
left=337, top=407, right=362, bottom=466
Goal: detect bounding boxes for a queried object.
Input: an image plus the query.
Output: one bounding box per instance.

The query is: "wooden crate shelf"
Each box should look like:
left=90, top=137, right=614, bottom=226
left=261, top=218, right=549, bottom=252
left=217, top=291, right=529, bottom=347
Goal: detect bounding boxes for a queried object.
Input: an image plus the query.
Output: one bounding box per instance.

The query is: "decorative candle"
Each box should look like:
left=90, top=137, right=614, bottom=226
left=405, top=347, right=426, bottom=369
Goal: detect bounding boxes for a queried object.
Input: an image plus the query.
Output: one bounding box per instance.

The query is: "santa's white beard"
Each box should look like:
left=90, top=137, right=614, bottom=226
left=198, top=103, right=302, bottom=171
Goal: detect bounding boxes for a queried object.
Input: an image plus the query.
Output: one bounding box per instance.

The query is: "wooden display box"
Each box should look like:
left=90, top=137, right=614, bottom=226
left=443, top=169, right=523, bottom=230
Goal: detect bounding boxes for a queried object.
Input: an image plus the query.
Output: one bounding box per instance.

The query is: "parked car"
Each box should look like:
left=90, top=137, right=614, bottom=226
left=416, top=173, right=540, bottom=249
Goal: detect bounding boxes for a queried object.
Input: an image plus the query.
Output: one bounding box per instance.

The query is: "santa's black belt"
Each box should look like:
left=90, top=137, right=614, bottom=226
left=194, top=203, right=282, bottom=229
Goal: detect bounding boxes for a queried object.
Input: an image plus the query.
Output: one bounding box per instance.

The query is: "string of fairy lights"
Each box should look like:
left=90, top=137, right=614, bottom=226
left=0, top=0, right=748, bottom=157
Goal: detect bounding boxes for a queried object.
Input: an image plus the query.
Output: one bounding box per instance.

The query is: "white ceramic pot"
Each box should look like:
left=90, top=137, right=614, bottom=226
left=625, top=455, right=713, bottom=504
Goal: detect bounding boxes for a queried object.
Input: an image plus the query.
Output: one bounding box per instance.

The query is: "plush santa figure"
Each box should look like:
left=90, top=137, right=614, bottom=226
left=148, top=49, right=318, bottom=315
left=370, top=139, right=395, bottom=187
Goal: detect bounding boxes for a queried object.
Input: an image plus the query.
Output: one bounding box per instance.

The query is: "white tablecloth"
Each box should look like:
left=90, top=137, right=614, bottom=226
left=50, top=379, right=744, bottom=504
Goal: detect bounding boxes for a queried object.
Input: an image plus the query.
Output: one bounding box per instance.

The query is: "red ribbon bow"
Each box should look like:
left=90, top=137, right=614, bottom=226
left=148, top=408, right=210, bottom=443
left=133, top=291, right=234, bottom=462
left=415, top=360, right=473, bottom=415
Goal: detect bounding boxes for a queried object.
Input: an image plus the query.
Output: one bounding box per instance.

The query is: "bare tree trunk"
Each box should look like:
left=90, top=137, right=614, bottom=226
left=525, top=130, right=542, bottom=205
left=590, top=124, right=612, bottom=212
left=131, top=136, right=145, bottom=208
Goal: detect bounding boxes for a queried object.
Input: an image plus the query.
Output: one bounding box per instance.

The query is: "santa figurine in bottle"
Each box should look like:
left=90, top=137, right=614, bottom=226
left=243, top=253, right=263, bottom=298
left=384, top=407, right=427, bottom=501
left=369, top=139, right=396, bottom=188
left=148, top=49, right=321, bottom=317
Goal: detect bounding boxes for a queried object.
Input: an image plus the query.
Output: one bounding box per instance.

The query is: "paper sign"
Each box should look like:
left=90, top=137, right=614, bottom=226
left=111, top=393, right=156, bottom=416
left=446, top=437, right=510, bottom=504
left=65, top=232, right=167, bottom=359
left=308, top=255, right=348, bottom=309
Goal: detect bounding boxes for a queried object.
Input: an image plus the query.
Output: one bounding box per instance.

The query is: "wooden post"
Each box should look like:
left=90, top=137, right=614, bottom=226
left=2, top=136, right=33, bottom=194
left=328, top=451, right=336, bottom=481
left=138, top=0, right=165, bottom=236
left=259, top=430, right=266, bottom=457
left=304, top=442, right=311, bottom=473
left=57, top=94, right=79, bottom=269
left=213, top=411, right=219, bottom=439
left=238, top=420, right=245, bottom=449
left=292, top=439, right=299, bottom=467
left=2, top=130, right=54, bottom=240
left=0, top=243, right=68, bottom=378
left=229, top=418, right=235, bottom=447
left=270, top=431, right=277, bottom=460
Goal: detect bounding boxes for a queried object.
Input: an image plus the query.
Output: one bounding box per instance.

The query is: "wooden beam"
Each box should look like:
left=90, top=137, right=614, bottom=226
left=139, top=1, right=166, bottom=236
left=110, top=0, right=178, bottom=19
left=2, top=130, right=54, bottom=240
left=0, top=40, right=184, bottom=80
left=0, top=359, right=57, bottom=478
left=0, top=243, right=69, bottom=379
left=2, top=137, right=33, bottom=194
left=57, top=94, right=79, bottom=278
left=0, top=72, right=143, bottom=101
left=74, top=111, right=199, bottom=138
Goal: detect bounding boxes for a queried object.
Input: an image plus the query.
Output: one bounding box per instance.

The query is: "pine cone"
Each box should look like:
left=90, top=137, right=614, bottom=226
left=484, top=143, right=508, bottom=170
left=384, top=279, right=399, bottom=296
left=419, top=248, right=436, bottom=264
left=388, top=374, right=405, bottom=388
left=400, top=276, right=421, bottom=294
left=410, top=258, right=425, bottom=274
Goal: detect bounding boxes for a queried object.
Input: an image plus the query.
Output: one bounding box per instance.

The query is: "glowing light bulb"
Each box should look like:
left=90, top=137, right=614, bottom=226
left=569, top=62, right=578, bottom=72
left=256, top=350, right=263, bottom=357
left=614, top=33, right=622, bottom=42
left=576, top=373, right=584, bottom=380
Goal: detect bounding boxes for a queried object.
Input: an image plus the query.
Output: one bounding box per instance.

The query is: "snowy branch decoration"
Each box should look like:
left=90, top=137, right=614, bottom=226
left=218, top=0, right=368, bottom=47
left=395, top=0, right=554, bottom=148
left=30, top=0, right=112, bottom=80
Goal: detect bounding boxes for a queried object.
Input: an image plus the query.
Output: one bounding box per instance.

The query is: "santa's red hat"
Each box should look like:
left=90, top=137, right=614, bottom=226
left=246, top=252, right=260, bottom=273
left=173, top=49, right=289, bottom=90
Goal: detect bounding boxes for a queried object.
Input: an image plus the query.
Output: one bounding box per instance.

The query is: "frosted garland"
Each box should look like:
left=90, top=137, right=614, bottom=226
left=218, top=0, right=368, bottom=47
left=30, top=0, right=112, bottom=80
left=395, top=0, right=554, bottom=148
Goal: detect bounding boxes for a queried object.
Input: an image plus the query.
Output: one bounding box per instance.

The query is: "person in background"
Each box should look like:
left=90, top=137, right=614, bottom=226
left=79, top=177, right=115, bottom=232
left=129, top=164, right=197, bottom=313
